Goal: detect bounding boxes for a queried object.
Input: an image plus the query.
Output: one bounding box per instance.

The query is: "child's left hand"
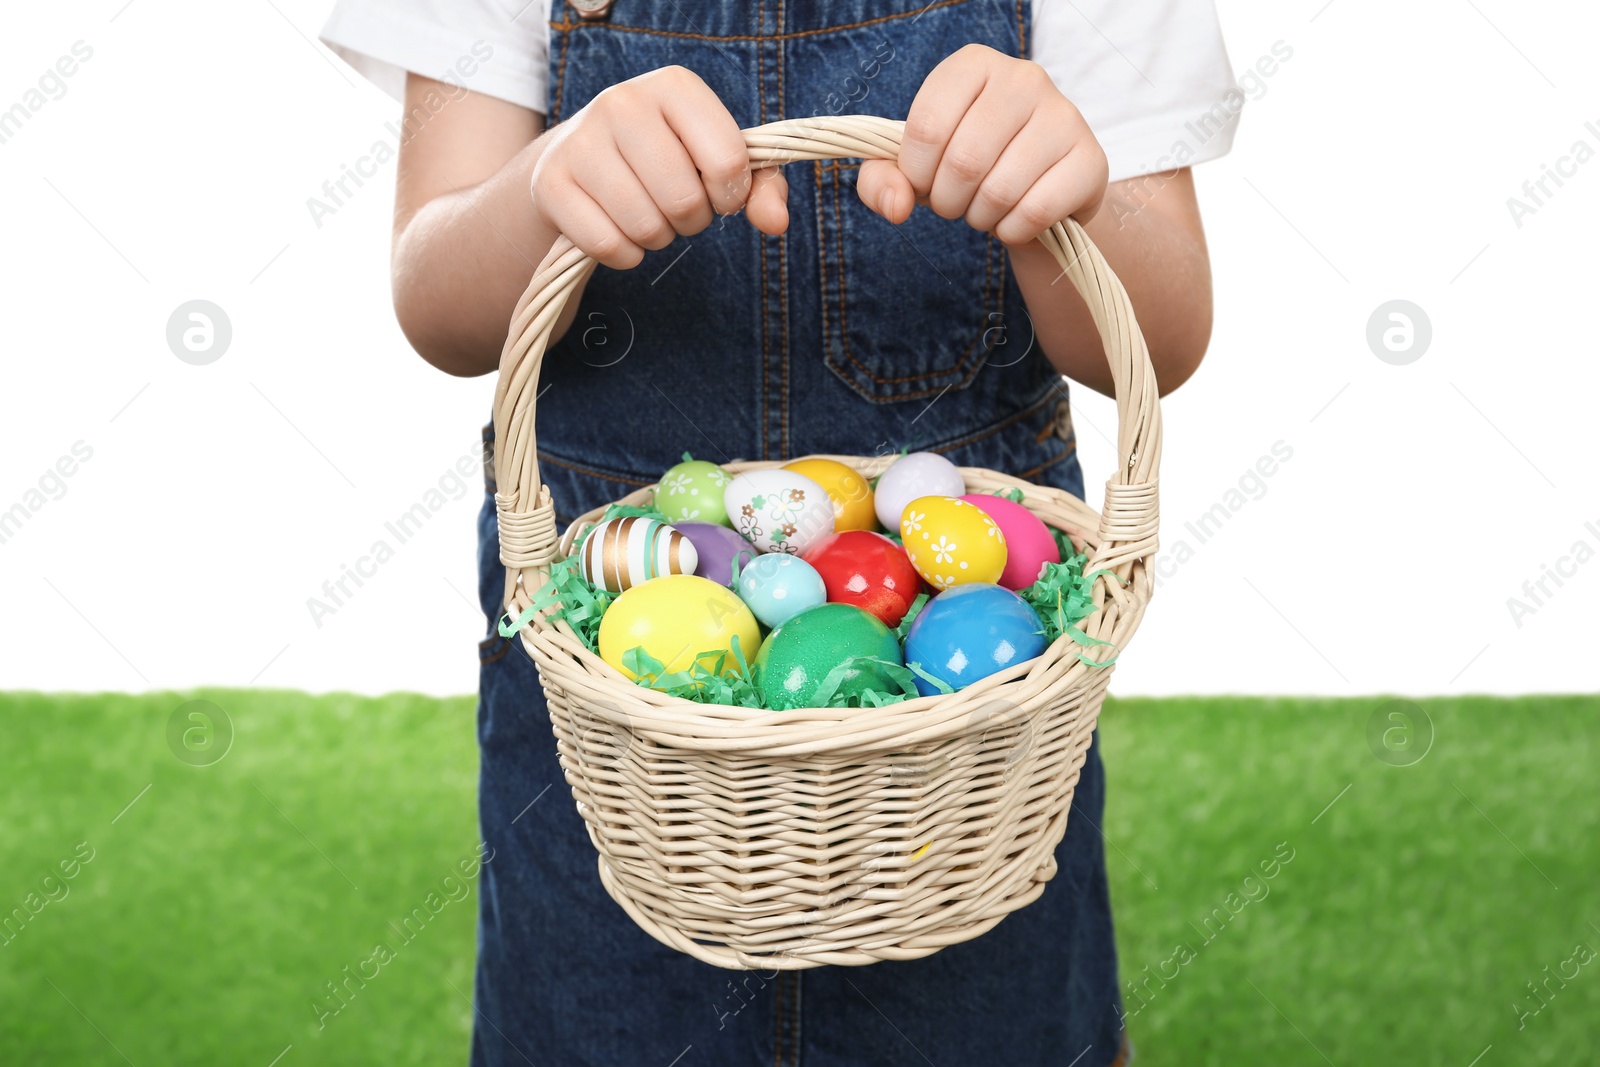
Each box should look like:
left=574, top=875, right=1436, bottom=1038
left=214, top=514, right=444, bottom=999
left=858, top=43, right=1109, bottom=247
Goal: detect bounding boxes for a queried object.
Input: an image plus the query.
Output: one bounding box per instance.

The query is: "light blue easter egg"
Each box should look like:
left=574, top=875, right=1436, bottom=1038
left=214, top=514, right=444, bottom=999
left=737, top=553, right=827, bottom=630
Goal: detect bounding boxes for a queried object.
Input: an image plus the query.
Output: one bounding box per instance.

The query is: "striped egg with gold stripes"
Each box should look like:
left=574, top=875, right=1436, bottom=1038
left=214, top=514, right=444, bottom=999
left=576, top=516, right=699, bottom=593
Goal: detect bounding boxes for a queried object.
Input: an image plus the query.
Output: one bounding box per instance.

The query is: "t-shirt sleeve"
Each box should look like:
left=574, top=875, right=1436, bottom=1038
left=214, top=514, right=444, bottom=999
left=1031, top=0, right=1241, bottom=182
left=318, top=0, right=551, bottom=113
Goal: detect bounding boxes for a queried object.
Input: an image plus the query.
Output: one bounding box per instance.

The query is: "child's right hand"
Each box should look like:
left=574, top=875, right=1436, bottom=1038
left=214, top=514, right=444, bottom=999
left=530, top=66, right=789, bottom=270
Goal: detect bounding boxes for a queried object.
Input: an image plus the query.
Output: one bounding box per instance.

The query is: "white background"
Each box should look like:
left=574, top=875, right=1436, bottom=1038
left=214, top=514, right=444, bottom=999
left=1, top=0, right=1595, bottom=698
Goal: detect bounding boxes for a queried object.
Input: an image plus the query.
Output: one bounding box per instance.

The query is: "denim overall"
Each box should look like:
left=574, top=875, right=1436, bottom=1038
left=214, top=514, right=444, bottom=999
left=472, top=3, right=1126, bottom=1064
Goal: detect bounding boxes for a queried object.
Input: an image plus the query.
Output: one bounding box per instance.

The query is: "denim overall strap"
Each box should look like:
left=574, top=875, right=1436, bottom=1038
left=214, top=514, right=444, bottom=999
left=530, top=0, right=1082, bottom=530
left=471, top=4, right=1123, bottom=1065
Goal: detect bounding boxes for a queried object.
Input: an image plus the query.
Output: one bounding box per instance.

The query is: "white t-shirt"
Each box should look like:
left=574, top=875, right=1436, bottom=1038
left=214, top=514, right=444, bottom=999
left=320, top=0, right=1239, bottom=182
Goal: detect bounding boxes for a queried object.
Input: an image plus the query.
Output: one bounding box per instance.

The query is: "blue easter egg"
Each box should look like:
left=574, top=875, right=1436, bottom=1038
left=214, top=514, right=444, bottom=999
left=903, top=583, right=1047, bottom=696
left=737, top=553, right=827, bottom=629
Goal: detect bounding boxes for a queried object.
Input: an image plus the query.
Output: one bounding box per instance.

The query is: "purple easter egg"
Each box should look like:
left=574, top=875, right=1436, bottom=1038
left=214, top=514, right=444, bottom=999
left=676, top=522, right=762, bottom=588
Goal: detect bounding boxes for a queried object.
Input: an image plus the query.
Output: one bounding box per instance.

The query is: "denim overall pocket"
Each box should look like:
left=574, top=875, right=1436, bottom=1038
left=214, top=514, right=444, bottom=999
left=816, top=159, right=1010, bottom=403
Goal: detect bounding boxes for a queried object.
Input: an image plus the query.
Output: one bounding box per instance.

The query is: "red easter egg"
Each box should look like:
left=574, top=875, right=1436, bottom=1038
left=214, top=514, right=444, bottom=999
left=801, top=531, right=926, bottom=627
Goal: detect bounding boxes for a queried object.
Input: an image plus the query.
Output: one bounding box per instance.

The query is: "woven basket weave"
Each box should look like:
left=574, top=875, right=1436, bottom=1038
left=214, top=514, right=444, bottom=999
left=492, top=115, right=1161, bottom=970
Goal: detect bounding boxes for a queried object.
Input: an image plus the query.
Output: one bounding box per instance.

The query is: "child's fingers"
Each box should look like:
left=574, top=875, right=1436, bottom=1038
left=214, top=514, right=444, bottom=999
left=577, top=159, right=679, bottom=255
left=896, top=48, right=989, bottom=198
left=963, top=113, right=1064, bottom=235
left=993, top=146, right=1109, bottom=246
left=927, top=88, right=1032, bottom=221
left=657, top=72, right=753, bottom=215
left=551, top=181, right=645, bottom=270
left=616, top=126, right=715, bottom=237
left=856, top=160, right=916, bottom=224
left=745, top=167, right=790, bottom=235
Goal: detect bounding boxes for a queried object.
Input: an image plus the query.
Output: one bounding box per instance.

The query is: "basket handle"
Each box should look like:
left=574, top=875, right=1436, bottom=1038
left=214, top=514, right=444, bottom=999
left=492, top=115, right=1160, bottom=597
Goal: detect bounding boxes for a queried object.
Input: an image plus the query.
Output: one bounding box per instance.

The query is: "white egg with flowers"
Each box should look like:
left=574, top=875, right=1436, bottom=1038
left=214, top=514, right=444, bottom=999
left=723, top=469, right=835, bottom=555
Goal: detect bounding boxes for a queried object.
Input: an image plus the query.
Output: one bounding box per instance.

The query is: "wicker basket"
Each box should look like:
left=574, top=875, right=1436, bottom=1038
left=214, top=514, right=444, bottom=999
left=492, top=115, right=1160, bottom=970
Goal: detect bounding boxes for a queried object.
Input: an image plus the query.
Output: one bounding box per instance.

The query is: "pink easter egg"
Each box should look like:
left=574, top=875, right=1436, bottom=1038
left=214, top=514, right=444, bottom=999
left=960, top=494, right=1061, bottom=591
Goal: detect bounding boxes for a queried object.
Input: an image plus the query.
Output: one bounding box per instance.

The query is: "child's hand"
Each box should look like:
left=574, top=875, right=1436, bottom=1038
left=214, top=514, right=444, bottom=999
left=530, top=66, right=788, bottom=270
left=858, top=44, right=1109, bottom=247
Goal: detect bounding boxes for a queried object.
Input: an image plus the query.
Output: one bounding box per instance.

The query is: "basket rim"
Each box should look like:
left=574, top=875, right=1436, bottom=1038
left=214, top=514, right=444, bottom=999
left=515, top=454, right=1137, bottom=754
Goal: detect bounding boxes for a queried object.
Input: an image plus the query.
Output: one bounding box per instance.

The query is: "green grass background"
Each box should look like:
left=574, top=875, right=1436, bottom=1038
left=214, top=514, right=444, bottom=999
left=1, top=691, right=1596, bottom=1064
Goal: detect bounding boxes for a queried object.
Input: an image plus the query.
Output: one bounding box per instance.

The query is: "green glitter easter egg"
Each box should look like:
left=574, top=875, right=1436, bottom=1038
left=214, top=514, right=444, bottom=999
left=753, top=603, right=904, bottom=710
left=656, top=459, right=734, bottom=527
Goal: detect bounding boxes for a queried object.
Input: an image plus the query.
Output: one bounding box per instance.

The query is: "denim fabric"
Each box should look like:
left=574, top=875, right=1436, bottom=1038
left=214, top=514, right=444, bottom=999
left=470, top=3, right=1124, bottom=1064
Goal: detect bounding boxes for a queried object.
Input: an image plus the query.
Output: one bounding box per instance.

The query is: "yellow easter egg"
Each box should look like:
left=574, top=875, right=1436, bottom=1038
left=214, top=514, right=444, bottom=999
left=783, top=458, right=877, bottom=532
left=899, top=495, right=1007, bottom=591
left=598, top=574, right=761, bottom=686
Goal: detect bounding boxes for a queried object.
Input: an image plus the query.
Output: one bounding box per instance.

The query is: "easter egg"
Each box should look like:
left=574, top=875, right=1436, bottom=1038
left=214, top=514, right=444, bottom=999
left=753, top=604, right=904, bottom=710
left=656, top=458, right=734, bottom=527
left=960, top=494, right=1061, bottom=590
left=782, top=458, right=877, bottom=532
left=903, top=584, right=1047, bottom=696
left=576, top=516, right=698, bottom=593
left=676, top=521, right=761, bottom=589
left=873, top=452, right=965, bottom=531
left=900, top=496, right=1006, bottom=591
left=801, top=531, right=925, bottom=627
left=724, top=469, right=836, bottom=555
left=737, top=554, right=827, bottom=629
left=598, top=574, right=761, bottom=685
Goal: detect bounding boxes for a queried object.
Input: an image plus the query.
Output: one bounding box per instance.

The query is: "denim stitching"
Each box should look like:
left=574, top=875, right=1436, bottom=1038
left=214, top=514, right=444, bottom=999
left=482, top=423, right=497, bottom=494
left=815, top=159, right=831, bottom=386
left=792, top=971, right=803, bottom=1067
left=757, top=0, right=766, bottom=124
left=821, top=162, right=998, bottom=395
left=559, top=0, right=973, bottom=43
left=754, top=0, right=767, bottom=461
left=777, top=0, right=790, bottom=454
left=776, top=0, right=786, bottom=104
left=760, top=204, right=771, bottom=459
left=1015, top=436, right=1077, bottom=482
left=550, top=9, right=573, bottom=122
left=479, top=634, right=514, bottom=665
left=930, top=383, right=1056, bottom=453
left=772, top=971, right=784, bottom=1067
left=830, top=161, right=850, bottom=384
left=536, top=450, right=655, bottom=487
